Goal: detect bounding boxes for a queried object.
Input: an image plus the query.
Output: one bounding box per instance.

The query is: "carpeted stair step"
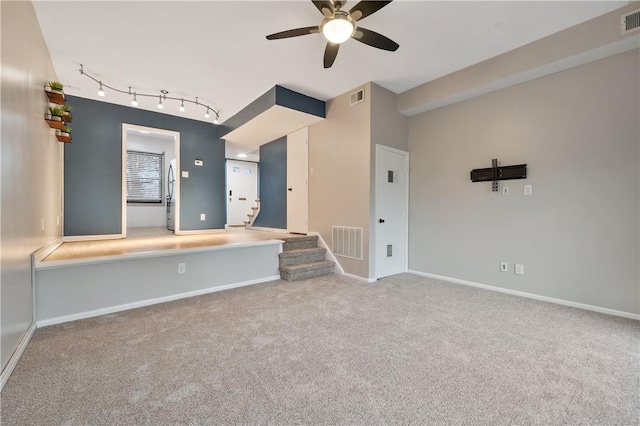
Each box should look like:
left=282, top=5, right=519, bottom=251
left=281, top=235, right=319, bottom=251
left=280, top=260, right=335, bottom=281
left=279, top=247, right=326, bottom=266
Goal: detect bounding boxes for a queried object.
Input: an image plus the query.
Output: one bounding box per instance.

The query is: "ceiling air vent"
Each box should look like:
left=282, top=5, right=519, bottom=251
left=350, top=88, right=365, bottom=106
left=621, top=9, right=640, bottom=35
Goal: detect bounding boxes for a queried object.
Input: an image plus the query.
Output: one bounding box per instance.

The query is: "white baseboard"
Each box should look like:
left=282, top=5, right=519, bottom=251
left=308, top=231, right=345, bottom=275
left=0, top=322, right=36, bottom=393
left=246, top=226, right=288, bottom=233
left=37, top=275, right=281, bottom=328
left=63, top=234, right=123, bottom=242
left=33, top=236, right=63, bottom=262
left=343, top=273, right=377, bottom=283
left=175, top=229, right=225, bottom=235
left=409, top=270, right=640, bottom=321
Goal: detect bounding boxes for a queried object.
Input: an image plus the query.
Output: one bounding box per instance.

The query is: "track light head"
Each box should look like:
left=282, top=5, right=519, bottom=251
left=157, top=96, right=164, bottom=109
left=98, top=82, right=105, bottom=97
left=131, top=93, right=138, bottom=107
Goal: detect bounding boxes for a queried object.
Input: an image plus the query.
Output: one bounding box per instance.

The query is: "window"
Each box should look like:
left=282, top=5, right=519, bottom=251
left=126, top=150, right=164, bottom=204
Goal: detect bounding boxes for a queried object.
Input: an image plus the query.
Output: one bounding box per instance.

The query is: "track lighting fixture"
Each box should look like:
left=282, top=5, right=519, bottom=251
left=78, top=64, right=220, bottom=123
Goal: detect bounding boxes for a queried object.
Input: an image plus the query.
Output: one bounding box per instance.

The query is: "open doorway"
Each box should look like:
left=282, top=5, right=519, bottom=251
left=122, top=124, right=180, bottom=238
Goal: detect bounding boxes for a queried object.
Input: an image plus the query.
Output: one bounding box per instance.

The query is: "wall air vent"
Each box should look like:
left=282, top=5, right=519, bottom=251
left=332, top=226, right=363, bottom=260
left=350, top=88, right=365, bottom=106
left=621, top=9, right=640, bottom=35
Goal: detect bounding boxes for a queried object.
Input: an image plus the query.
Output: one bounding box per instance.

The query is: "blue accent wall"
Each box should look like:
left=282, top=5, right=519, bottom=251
left=64, top=96, right=225, bottom=236
left=253, top=137, right=287, bottom=229
left=220, top=85, right=325, bottom=139
left=275, top=85, right=326, bottom=118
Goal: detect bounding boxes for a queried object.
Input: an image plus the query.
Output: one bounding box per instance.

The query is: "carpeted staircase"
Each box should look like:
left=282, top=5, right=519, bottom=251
left=279, top=235, right=334, bottom=281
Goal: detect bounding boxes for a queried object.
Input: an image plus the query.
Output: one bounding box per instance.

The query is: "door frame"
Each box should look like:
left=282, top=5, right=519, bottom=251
left=225, top=158, right=259, bottom=227
left=121, top=124, right=181, bottom=237
left=374, top=144, right=409, bottom=279
left=287, top=127, right=309, bottom=234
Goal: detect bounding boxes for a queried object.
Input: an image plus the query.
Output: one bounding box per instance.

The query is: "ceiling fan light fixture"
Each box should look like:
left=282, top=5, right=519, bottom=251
left=322, top=13, right=354, bottom=44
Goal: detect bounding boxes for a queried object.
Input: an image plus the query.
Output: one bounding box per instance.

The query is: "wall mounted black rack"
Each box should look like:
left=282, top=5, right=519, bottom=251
left=470, top=159, right=527, bottom=192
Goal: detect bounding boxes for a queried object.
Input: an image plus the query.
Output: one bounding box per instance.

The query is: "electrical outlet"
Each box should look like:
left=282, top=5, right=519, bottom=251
left=501, top=185, right=509, bottom=196
left=515, top=264, right=524, bottom=275
left=500, top=262, right=508, bottom=272
left=200, top=213, right=206, bottom=221
left=177, top=263, right=186, bottom=274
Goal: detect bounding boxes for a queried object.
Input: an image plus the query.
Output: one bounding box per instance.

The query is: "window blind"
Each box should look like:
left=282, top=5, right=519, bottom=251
left=127, top=150, right=164, bottom=203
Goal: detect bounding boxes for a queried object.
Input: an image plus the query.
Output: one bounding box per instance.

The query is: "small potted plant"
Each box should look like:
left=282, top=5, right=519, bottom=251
left=46, top=106, right=64, bottom=121
left=62, top=104, right=72, bottom=122
left=46, top=81, right=64, bottom=93
left=56, top=126, right=72, bottom=143
left=45, top=81, right=65, bottom=104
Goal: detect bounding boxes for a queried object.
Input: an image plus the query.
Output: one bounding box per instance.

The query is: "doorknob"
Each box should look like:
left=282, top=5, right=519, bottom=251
left=379, top=219, right=385, bottom=223
left=288, top=188, right=293, bottom=191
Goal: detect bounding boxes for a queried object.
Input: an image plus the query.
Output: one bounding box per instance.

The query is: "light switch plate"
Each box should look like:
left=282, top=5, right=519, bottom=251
left=501, top=186, right=509, bottom=196
left=524, top=185, right=533, bottom=195
left=182, top=171, right=189, bottom=178
left=515, top=264, right=525, bottom=275
left=200, top=213, right=206, bottom=221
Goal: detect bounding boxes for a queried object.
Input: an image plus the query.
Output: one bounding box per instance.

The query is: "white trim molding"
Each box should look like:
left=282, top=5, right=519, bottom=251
left=35, top=239, right=283, bottom=271
left=63, top=234, right=124, bottom=242
left=308, top=231, right=344, bottom=275
left=409, top=270, right=640, bottom=321
left=37, top=275, right=281, bottom=328
left=246, top=226, right=288, bottom=233
left=343, top=273, right=377, bottom=283
left=122, top=124, right=181, bottom=235
left=175, top=229, right=226, bottom=236
left=33, top=237, right=63, bottom=262
left=0, top=322, right=36, bottom=392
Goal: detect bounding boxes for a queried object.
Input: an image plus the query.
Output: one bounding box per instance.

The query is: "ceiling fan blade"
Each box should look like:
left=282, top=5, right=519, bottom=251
left=352, top=27, right=399, bottom=51
left=266, top=26, right=320, bottom=40
left=324, top=42, right=340, bottom=68
left=312, top=0, right=335, bottom=17
left=349, top=1, right=392, bottom=21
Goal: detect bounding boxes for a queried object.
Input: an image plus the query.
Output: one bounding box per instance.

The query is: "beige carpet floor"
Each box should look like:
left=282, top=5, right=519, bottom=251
left=1, top=273, right=638, bottom=425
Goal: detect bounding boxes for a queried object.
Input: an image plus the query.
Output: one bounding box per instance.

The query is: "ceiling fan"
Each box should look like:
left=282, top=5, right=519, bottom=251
left=266, top=0, right=399, bottom=69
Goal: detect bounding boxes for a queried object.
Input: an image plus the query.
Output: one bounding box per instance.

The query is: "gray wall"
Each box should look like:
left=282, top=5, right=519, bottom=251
left=309, top=84, right=372, bottom=278
left=64, top=96, right=225, bottom=235
left=0, top=1, right=62, bottom=371
left=253, top=137, right=287, bottom=229
left=408, top=50, right=640, bottom=315
left=369, top=83, right=410, bottom=278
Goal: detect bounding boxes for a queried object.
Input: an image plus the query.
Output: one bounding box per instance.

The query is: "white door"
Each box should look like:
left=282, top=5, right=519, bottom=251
left=287, top=127, right=309, bottom=234
left=376, top=145, right=409, bottom=278
left=226, top=160, right=258, bottom=226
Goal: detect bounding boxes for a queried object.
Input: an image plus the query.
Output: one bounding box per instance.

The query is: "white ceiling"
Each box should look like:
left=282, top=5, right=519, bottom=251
left=33, top=1, right=626, bottom=124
